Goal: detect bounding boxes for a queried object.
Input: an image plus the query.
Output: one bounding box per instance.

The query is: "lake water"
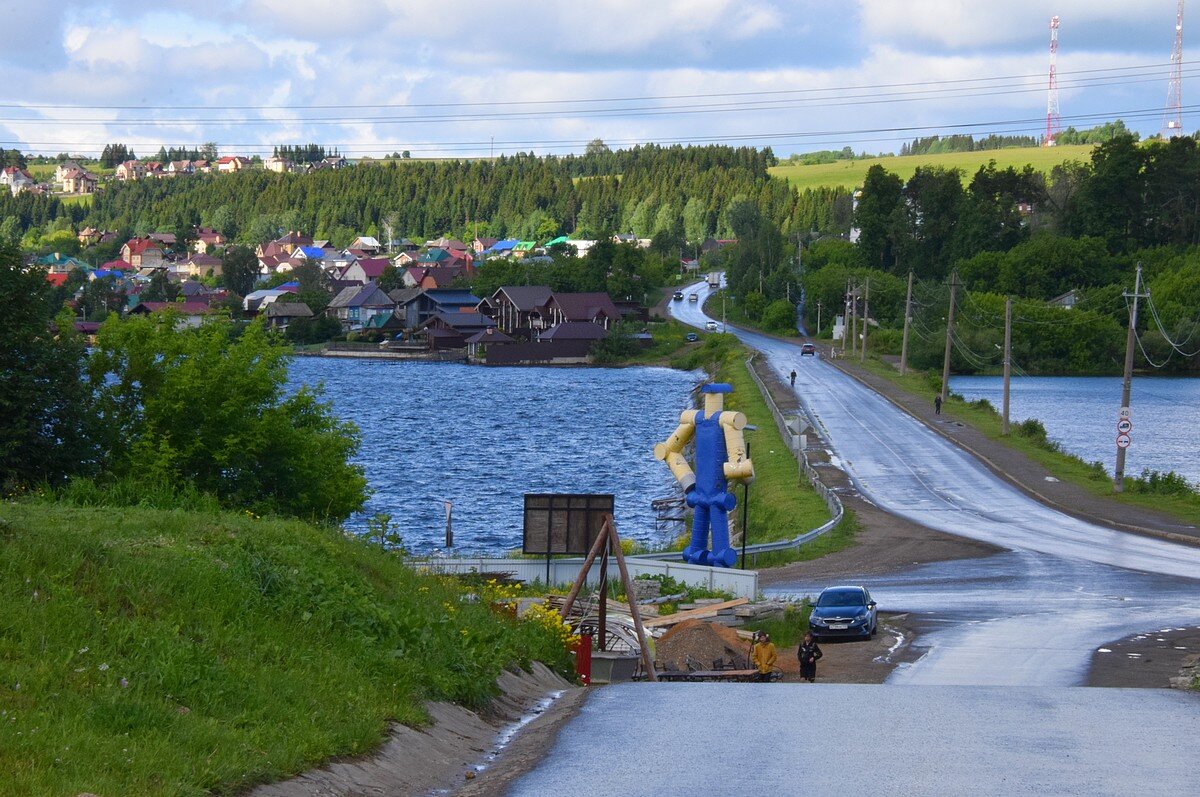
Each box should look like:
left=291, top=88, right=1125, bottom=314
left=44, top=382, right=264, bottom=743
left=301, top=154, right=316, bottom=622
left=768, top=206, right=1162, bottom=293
left=288, top=358, right=700, bottom=554
left=950, top=375, right=1200, bottom=486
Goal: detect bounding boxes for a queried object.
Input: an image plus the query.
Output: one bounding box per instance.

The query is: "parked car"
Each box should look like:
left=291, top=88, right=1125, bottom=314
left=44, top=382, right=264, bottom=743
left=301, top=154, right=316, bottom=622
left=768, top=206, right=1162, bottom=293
left=808, top=585, right=877, bottom=641
left=801, top=342, right=817, bottom=356
left=673, top=291, right=685, bottom=301
left=685, top=332, right=699, bottom=342
left=705, top=320, right=719, bottom=331
left=689, top=293, right=699, bottom=303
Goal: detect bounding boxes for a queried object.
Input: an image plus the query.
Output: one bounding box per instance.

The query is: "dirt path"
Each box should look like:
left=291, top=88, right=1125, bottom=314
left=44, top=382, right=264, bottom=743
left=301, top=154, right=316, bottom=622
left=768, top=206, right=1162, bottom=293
left=1087, top=624, right=1200, bottom=689
left=774, top=614, right=920, bottom=684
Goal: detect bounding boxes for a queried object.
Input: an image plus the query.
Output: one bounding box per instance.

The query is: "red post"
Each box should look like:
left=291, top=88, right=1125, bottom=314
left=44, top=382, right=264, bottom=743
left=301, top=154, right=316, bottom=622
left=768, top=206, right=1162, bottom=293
left=574, top=632, right=593, bottom=685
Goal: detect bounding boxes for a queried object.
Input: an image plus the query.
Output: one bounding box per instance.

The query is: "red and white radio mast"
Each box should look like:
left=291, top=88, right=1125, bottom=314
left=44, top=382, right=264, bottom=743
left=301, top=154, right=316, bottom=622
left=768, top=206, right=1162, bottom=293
left=1044, top=16, right=1062, bottom=147
left=1164, top=0, right=1186, bottom=137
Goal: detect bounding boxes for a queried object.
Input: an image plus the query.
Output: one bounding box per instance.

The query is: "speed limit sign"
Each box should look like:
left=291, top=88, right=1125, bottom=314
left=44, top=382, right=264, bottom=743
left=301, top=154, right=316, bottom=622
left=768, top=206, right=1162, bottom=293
left=1116, top=433, right=1132, bottom=449
left=1117, top=419, right=1133, bottom=434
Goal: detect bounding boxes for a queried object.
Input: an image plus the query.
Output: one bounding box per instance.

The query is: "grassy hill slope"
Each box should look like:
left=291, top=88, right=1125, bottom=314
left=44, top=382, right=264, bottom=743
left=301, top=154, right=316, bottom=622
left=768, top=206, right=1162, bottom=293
left=0, top=503, right=571, bottom=796
left=769, top=144, right=1096, bottom=190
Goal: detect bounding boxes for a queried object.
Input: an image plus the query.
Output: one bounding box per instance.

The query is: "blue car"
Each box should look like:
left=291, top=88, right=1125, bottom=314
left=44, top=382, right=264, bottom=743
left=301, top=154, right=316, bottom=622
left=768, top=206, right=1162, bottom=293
left=808, top=585, right=877, bottom=641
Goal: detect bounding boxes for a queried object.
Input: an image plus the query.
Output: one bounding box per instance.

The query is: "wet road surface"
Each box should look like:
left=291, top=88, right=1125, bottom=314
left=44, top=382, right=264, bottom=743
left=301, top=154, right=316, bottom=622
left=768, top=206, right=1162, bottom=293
left=669, top=280, right=1200, bottom=685
left=505, top=683, right=1200, bottom=797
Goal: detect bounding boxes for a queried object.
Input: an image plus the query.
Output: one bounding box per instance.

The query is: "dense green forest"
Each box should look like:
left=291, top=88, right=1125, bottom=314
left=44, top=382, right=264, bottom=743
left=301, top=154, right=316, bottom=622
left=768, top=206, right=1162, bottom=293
left=1, top=145, right=852, bottom=251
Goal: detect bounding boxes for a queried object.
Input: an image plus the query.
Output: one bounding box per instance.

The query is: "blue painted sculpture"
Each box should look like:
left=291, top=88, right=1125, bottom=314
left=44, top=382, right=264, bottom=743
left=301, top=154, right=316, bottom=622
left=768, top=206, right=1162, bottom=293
left=654, top=383, right=755, bottom=567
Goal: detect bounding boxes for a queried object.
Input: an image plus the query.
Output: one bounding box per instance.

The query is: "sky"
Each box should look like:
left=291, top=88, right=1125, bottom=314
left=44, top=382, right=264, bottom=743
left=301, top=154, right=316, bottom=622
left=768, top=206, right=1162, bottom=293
left=0, top=0, right=1193, bottom=159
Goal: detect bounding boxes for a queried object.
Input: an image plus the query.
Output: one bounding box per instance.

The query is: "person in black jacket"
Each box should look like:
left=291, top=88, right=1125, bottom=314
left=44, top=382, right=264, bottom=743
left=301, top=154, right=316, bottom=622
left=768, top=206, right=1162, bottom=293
left=798, top=631, right=823, bottom=682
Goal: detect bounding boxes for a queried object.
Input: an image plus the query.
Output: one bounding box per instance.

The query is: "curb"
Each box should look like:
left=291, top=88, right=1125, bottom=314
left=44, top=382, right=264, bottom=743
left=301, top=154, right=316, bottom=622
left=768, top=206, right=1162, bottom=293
left=823, top=355, right=1200, bottom=549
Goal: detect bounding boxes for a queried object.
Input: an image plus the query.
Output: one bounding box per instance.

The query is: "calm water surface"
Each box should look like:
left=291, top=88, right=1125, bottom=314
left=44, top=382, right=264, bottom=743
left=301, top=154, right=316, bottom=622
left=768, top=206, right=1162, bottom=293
left=288, top=358, right=700, bottom=554
left=950, top=375, right=1200, bottom=486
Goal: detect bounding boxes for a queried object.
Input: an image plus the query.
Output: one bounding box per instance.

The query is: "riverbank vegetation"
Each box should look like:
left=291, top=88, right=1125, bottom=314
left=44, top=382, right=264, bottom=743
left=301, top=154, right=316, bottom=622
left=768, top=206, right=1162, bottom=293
left=858, top=360, right=1200, bottom=522
left=0, top=502, right=575, bottom=796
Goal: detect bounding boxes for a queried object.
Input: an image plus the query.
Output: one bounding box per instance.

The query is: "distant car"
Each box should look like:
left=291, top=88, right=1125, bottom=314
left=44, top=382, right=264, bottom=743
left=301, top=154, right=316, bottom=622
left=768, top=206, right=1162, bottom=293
left=800, top=342, right=817, bottom=356
left=808, top=585, right=877, bottom=641
left=673, top=291, right=685, bottom=301
left=705, top=320, right=719, bottom=331
left=689, top=293, right=699, bottom=303
left=685, top=332, right=699, bottom=342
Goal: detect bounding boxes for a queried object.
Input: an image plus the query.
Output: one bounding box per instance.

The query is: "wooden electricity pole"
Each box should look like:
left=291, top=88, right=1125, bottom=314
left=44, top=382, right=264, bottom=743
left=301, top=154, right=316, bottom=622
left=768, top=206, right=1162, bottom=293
left=1001, top=296, right=1012, bottom=435
left=849, top=283, right=858, bottom=355
left=940, top=272, right=958, bottom=404
left=1114, top=263, right=1146, bottom=494
left=842, top=278, right=851, bottom=355
left=860, top=278, right=870, bottom=363
left=900, top=271, right=914, bottom=375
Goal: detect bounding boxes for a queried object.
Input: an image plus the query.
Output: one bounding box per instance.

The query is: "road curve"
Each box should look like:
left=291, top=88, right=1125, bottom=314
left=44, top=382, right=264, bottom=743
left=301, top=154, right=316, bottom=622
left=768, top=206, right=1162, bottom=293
left=670, top=278, right=1200, bottom=685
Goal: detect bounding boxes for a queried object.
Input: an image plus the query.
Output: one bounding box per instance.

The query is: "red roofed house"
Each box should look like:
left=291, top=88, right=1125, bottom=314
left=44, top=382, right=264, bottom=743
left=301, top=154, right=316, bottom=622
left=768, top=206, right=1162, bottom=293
left=46, top=273, right=70, bottom=288
left=193, top=227, right=227, bottom=253
left=60, top=167, right=98, bottom=194
left=217, top=156, right=252, bottom=173
left=402, top=266, right=466, bottom=290
left=120, top=238, right=165, bottom=268
left=1, top=167, right=35, bottom=195
left=339, top=257, right=390, bottom=284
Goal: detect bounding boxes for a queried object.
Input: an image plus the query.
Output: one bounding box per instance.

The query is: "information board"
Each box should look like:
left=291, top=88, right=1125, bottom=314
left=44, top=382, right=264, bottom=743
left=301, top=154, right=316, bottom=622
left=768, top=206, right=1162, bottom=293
left=523, top=494, right=614, bottom=555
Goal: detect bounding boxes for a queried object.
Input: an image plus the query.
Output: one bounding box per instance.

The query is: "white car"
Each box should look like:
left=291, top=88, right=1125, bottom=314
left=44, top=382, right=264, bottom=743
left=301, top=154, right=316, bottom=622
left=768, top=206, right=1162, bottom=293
left=689, top=294, right=699, bottom=303
left=705, top=320, right=719, bottom=331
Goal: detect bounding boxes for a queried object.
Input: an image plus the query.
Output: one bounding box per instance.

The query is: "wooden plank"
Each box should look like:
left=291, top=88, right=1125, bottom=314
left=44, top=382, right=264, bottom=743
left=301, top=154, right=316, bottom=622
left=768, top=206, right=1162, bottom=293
left=641, top=598, right=750, bottom=628
left=608, top=516, right=658, bottom=683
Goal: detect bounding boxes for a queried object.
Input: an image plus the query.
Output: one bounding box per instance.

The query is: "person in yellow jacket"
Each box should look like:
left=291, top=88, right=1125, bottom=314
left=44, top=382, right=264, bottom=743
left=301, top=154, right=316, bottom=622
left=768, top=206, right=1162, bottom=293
left=751, top=631, right=778, bottom=681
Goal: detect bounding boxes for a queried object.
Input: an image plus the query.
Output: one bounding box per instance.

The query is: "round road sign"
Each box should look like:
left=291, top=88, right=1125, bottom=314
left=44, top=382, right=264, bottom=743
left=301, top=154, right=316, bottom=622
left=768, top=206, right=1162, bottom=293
left=1117, top=419, right=1133, bottom=434
left=1116, top=433, right=1132, bottom=449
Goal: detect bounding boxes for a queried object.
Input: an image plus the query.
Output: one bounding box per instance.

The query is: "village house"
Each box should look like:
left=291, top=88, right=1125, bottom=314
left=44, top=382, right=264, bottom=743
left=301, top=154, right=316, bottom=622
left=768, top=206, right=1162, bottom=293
left=192, top=227, right=227, bottom=253
left=128, top=301, right=215, bottom=328
left=338, top=257, right=390, bottom=284
left=120, top=238, right=165, bottom=269
left=293, top=245, right=326, bottom=263
left=1, top=167, right=35, bottom=195
left=349, top=236, right=382, bottom=254
left=326, top=282, right=394, bottom=330
left=264, top=156, right=292, bottom=173
left=217, top=155, right=252, bottom=173
left=115, top=160, right=146, bottom=181
left=421, top=311, right=497, bottom=351
left=564, top=239, right=597, bottom=257
left=472, top=236, right=498, bottom=254
left=60, top=168, right=98, bottom=194
left=166, top=160, right=194, bottom=177
left=322, top=155, right=348, bottom=169
left=177, top=280, right=226, bottom=305
left=545, top=292, right=621, bottom=329
left=272, top=231, right=313, bottom=254
left=512, top=241, right=537, bottom=259
left=478, top=285, right=554, bottom=335
left=35, top=252, right=90, bottom=275
left=144, top=161, right=165, bottom=178
left=392, top=288, right=481, bottom=331
left=263, top=301, right=313, bottom=330
left=148, top=232, right=177, bottom=248
left=402, top=265, right=466, bottom=290
left=53, top=161, right=82, bottom=183
left=537, top=320, right=609, bottom=343
left=174, top=253, right=223, bottom=280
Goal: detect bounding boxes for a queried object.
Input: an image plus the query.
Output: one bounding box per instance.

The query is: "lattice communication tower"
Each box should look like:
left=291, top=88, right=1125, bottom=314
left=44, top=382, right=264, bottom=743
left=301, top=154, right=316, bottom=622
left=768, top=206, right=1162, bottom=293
left=1164, top=1, right=1186, bottom=137
left=1045, top=16, right=1062, bottom=147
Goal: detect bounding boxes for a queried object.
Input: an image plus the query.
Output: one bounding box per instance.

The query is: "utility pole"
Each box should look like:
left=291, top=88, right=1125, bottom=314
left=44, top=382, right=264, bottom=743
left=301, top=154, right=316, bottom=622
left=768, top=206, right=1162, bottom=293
left=860, top=278, right=870, bottom=363
left=900, top=271, right=914, bottom=375
left=842, top=278, right=851, bottom=355
left=816, top=301, right=822, bottom=336
left=940, top=271, right=958, bottom=404
left=1114, top=262, right=1147, bottom=493
left=849, top=282, right=858, bottom=355
left=1002, top=296, right=1012, bottom=435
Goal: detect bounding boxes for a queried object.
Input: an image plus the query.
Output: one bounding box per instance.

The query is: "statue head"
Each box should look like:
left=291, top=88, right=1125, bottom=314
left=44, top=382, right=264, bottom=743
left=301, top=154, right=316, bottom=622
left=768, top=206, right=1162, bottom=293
left=701, top=382, right=732, bottom=414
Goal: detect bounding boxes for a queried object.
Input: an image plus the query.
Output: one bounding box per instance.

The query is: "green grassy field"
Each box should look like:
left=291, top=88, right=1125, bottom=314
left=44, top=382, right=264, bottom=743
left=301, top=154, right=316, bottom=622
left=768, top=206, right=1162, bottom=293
left=769, top=144, right=1097, bottom=191
left=0, top=502, right=573, bottom=796
left=57, top=194, right=94, bottom=207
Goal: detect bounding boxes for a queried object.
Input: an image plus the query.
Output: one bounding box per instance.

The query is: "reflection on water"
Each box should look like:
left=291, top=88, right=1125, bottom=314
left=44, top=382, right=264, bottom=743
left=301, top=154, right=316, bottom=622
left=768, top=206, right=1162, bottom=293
left=951, top=375, right=1200, bottom=485
left=288, top=357, right=701, bottom=554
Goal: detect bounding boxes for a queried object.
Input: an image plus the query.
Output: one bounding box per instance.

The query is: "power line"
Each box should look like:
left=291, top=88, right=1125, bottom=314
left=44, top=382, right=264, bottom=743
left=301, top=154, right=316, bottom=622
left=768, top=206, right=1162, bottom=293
left=3, top=59, right=1194, bottom=112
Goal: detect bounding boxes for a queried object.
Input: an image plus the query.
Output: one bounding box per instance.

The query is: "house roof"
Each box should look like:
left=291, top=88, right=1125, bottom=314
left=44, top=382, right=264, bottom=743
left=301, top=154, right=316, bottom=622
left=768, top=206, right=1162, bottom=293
left=264, top=302, right=314, bottom=318
left=46, top=273, right=69, bottom=287
left=348, top=257, right=389, bottom=279
left=148, top=233, right=177, bottom=245
left=464, top=327, right=514, bottom=345
left=100, top=259, right=132, bottom=271
left=185, top=253, right=222, bottom=267
left=388, top=287, right=423, bottom=306
left=298, top=246, right=326, bottom=259
left=485, top=238, right=519, bottom=252
left=132, top=301, right=214, bottom=315
left=406, top=266, right=465, bottom=287
left=363, top=311, right=404, bottom=329
left=425, top=289, right=482, bottom=308
left=549, top=292, right=619, bottom=322
left=543, top=235, right=569, bottom=247
left=514, top=241, right=537, bottom=252
left=539, top=321, right=608, bottom=341
left=123, top=238, right=163, bottom=256
left=495, top=285, right=553, bottom=312
left=352, top=236, right=381, bottom=248
left=474, top=237, right=499, bottom=248
left=328, top=282, right=393, bottom=309
left=426, top=311, right=495, bottom=330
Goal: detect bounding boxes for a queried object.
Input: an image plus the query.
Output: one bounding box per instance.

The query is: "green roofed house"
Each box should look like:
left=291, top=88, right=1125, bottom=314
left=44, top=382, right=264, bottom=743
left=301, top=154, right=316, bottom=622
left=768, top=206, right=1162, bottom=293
left=35, top=253, right=91, bottom=275
left=513, top=241, right=538, bottom=259
left=543, top=235, right=569, bottom=249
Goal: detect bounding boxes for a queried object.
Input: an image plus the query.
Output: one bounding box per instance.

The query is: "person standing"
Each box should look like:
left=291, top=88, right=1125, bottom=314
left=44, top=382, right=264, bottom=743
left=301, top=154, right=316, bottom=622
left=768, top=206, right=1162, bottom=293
left=798, top=631, right=823, bottom=682
left=934, top=394, right=943, bottom=415
left=752, top=631, right=778, bottom=681
left=790, top=369, right=797, bottom=388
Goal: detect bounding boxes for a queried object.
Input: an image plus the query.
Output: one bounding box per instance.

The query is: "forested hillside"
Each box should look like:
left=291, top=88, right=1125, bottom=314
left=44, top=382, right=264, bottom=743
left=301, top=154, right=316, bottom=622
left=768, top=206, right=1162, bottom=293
left=1, top=145, right=852, bottom=249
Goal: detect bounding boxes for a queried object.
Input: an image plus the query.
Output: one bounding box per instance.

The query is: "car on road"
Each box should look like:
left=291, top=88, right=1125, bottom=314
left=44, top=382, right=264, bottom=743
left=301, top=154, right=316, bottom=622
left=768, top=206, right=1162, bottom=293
left=800, top=342, right=817, bottom=356
left=685, top=332, right=699, bottom=342
left=673, top=291, right=685, bottom=301
left=688, top=293, right=699, bottom=303
left=705, top=320, right=719, bottom=331
left=808, top=585, right=877, bottom=641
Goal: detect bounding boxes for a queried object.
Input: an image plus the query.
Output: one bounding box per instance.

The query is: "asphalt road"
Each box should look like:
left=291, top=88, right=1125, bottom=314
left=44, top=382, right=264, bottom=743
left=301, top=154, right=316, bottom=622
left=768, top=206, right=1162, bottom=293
left=504, top=683, right=1200, bottom=797
left=668, top=279, right=1200, bottom=685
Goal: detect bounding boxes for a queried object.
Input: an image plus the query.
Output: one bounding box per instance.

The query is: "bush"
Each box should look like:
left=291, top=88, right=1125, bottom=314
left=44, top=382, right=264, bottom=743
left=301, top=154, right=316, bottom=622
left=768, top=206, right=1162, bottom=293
left=1012, top=418, right=1062, bottom=453
left=1127, top=469, right=1199, bottom=497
